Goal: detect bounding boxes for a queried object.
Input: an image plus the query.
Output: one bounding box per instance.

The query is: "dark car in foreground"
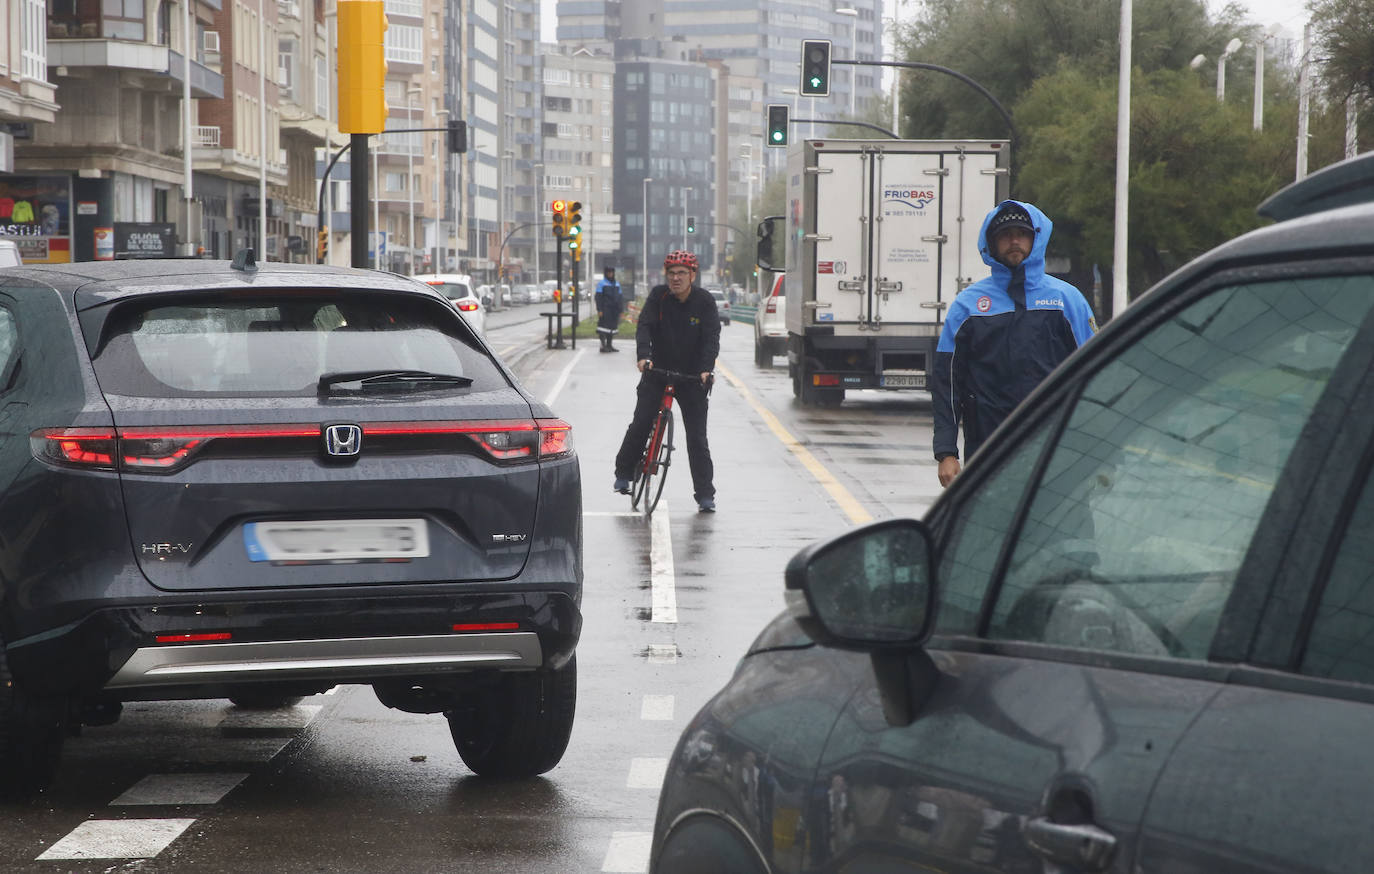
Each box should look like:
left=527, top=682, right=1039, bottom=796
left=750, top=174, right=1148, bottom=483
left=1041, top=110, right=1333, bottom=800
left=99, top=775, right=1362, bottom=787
left=0, top=253, right=582, bottom=795
left=652, top=153, right=1374, bottom=873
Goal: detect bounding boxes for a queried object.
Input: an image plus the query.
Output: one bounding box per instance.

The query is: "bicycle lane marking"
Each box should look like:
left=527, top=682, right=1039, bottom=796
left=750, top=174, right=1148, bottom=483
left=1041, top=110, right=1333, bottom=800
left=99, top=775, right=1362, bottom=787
left=543, top=347, right=587, bottom=406
left=716, top=362, right=873, bottom=526
left=648, top=502, right=676, bottom=623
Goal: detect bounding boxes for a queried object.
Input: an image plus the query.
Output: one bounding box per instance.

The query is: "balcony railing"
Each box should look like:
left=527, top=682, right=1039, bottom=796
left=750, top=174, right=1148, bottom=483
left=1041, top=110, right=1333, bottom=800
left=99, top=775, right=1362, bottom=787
left=195, top=125, right=221, bottom=148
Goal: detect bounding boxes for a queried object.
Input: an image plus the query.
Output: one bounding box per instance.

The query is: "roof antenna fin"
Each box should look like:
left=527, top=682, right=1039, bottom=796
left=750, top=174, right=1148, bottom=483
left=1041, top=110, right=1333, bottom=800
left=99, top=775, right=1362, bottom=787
left=231, top=248, right=258, bottom=273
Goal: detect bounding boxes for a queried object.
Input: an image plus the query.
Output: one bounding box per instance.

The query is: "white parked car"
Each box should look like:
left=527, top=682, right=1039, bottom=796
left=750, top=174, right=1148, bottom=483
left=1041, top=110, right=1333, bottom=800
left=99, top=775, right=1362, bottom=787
left=753, top=272, right=786, bottom=366
left=411, top=273, right=486, bottom=334
left=0, top=240, right=22, bottom=268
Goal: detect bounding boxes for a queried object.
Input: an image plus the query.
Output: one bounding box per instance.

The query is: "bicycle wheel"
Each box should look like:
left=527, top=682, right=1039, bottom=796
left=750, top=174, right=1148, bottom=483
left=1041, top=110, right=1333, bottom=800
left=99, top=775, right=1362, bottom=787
left=630, top=409, right=666, bottom=511
left=643, top=410, right=674, bottom=517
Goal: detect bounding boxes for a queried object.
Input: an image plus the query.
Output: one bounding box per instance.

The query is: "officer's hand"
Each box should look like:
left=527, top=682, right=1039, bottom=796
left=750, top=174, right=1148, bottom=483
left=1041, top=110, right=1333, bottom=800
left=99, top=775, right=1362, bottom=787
left=638, top=359, right=652, bottom=372
left=699, top=371, right=712, bottom=386
left=938, top=456, right=961, bottom=488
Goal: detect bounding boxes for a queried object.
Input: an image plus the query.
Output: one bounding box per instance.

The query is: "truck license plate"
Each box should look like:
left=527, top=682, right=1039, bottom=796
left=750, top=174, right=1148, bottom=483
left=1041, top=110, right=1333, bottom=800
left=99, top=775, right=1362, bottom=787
left=881, top=374, right=925, bottom=388
left=244, top=519, right=430, bottom=563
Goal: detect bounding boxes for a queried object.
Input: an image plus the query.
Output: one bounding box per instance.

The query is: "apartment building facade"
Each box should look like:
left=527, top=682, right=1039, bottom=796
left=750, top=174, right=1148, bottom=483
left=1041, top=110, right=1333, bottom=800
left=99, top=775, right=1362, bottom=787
left=1, top=0, right=60, bottom=260
left=612, top=46, right=716, bottom=291
left=540, top=44, right=614, bottom=283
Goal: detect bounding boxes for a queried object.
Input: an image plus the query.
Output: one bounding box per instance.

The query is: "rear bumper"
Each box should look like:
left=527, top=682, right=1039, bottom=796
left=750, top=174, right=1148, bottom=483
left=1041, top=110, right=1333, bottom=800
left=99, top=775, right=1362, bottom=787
left=106, top=632, right=544, bottom=689
left=7, top=589, right=580, bottom=700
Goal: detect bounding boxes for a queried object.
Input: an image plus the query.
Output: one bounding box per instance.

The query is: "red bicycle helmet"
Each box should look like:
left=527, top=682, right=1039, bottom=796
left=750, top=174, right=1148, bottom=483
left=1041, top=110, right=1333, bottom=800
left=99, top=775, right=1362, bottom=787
left=663, top=250, right=698, bottom=271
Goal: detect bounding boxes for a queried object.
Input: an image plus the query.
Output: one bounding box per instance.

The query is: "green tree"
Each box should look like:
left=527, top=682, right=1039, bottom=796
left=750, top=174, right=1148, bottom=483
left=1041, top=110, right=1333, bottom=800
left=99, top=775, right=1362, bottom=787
left=1311, top=0, right=1374, bottom=101
left=1017, top=65, right=1311, bottom=299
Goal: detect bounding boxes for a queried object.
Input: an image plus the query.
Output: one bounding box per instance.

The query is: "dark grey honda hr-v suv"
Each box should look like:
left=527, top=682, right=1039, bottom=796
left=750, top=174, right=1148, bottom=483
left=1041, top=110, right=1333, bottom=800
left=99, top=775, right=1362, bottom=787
left=0, top=254, right=582, bottom=794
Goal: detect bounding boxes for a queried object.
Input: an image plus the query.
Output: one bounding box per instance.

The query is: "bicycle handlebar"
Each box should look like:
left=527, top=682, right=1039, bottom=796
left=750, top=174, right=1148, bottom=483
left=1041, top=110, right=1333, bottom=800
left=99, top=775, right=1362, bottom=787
left=645, top=366, right=708, bottom=381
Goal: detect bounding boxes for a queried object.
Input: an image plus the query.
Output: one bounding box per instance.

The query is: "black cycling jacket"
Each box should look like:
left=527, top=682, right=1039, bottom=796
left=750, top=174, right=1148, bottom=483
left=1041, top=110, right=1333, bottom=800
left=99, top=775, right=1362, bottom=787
left=635, top=284, right=721, bottom=374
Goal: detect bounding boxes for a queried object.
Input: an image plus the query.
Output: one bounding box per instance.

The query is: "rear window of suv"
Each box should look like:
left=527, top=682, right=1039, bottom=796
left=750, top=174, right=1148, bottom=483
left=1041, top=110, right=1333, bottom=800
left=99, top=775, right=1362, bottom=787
left=90, top=293, right=508, bottom=397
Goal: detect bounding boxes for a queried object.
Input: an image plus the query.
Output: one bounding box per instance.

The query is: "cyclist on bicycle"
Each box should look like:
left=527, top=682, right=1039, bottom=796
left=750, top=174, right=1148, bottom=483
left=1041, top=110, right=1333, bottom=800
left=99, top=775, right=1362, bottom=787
left=612, top=249, right=721, bottom=512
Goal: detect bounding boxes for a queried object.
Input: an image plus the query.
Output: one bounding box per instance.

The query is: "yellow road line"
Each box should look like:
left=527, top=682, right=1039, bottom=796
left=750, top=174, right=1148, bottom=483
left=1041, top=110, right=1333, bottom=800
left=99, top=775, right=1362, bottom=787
left=717, top=362, right=872, bottom=526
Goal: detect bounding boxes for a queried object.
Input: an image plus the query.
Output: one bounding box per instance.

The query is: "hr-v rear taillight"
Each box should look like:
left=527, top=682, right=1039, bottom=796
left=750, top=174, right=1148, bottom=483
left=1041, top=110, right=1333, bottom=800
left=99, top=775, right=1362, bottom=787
left=31, top=419, right=574, bottom=474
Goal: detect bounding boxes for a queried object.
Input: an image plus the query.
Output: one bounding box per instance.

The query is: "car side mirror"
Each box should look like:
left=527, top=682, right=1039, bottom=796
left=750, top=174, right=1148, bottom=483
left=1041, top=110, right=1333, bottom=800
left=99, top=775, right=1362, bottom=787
left=756, top=216, right=783, bottom=273
left=783, top=518, right=937, bottom=651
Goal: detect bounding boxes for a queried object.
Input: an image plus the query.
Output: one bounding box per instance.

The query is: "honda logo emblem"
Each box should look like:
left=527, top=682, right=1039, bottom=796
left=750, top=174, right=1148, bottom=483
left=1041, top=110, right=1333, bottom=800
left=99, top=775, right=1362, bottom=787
left=324, top=424, right=363, bottom=457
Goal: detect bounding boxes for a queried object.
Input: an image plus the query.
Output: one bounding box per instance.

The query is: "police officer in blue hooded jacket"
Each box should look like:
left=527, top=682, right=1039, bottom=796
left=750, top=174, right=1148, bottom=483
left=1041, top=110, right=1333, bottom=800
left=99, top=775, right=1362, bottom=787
left=930, top=200, right=1097, bottom=487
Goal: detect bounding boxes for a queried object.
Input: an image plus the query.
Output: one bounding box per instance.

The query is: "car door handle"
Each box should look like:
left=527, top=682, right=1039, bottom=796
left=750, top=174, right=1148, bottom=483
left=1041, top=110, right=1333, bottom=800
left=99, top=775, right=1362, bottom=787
left=1022, top=817, right=1117, bottom=871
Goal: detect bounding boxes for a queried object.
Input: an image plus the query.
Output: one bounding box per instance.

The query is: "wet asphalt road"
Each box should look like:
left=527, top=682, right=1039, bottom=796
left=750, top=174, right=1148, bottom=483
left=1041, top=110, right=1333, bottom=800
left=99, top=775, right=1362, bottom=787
left=0, top=306, right=942, bottom=873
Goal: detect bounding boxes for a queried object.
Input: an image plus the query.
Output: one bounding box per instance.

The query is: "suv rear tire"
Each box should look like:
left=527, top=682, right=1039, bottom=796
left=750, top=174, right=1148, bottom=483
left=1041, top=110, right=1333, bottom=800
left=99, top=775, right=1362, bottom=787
left=446, top=655, right=577, bottom=778
left=0, top=633, right=65, bottom=797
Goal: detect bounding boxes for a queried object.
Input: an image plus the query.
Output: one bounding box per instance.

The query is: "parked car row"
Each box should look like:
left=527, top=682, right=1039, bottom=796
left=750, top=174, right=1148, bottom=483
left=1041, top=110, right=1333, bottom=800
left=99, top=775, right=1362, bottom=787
left=651, top=152, right=1374, bottom=873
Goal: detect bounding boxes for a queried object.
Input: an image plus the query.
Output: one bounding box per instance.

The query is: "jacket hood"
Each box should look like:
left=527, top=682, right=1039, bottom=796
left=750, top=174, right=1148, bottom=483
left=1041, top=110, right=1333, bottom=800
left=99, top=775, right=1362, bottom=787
left=979, top=199, right=1053, bottom=284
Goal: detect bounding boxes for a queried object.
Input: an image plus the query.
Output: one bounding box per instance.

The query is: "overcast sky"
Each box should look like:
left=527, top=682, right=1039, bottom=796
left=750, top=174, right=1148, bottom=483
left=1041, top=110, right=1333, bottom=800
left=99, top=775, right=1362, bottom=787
left=536, top=1, right=1313, bottom=60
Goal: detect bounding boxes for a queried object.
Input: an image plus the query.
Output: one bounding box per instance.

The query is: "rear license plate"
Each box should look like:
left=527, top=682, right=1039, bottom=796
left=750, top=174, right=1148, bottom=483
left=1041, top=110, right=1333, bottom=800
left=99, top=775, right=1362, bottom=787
left=881, top=374, right=925, bottom=388
left=244, top=519, right=430, bottom=563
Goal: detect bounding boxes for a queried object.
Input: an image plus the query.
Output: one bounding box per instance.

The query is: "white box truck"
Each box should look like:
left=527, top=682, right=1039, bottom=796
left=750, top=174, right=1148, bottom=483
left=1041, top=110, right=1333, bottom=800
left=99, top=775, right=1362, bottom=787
left=760, top=138, right=1011, bottom=405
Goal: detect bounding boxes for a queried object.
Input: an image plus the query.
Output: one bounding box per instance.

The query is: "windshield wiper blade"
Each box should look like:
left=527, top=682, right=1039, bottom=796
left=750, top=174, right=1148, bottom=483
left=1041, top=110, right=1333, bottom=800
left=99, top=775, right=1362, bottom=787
left=317, top=369, right=473, bottom=394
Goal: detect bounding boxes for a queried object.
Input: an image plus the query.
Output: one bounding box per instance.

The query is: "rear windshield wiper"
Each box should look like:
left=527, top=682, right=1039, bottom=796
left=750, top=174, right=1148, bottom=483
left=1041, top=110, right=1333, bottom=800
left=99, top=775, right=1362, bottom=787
left=318, top=369, right=473, bottom=394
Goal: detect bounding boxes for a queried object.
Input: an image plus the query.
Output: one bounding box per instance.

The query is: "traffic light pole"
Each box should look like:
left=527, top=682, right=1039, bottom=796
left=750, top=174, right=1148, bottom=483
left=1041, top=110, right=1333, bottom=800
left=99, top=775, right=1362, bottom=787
left=316, top=126, right=461, bottom=270
left=350, top=134, right=369, bottom=268
left=831, top=58, right=1017, bottom=148
left=554, top=231, right=565, bottom=349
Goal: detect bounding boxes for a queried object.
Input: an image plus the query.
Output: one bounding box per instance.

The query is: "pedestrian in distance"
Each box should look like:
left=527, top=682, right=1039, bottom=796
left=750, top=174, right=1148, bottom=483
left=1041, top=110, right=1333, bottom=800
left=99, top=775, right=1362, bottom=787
left=930, top=200, right=1097, bottom=488
left=612, top=250, right=721, bottom=512
left=595, top=266, right=624, bottom=352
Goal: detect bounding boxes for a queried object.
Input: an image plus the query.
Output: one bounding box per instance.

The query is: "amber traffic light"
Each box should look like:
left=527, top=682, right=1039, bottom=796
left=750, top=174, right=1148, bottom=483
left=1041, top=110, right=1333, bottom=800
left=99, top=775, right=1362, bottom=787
left=337, top=0, right=388, bottom=134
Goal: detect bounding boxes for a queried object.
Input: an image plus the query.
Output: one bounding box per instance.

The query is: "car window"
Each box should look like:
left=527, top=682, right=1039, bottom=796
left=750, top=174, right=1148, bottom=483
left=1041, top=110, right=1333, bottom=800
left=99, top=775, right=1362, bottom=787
left=1301, top=463, right=1374, bottom=683
left=936, top=427, right=1051, bottom=634
left=985, top=276, right=1373, bottom=659
left=0, top=306, right=17, bottom=391
left=90, top=293, right=506, bottom=397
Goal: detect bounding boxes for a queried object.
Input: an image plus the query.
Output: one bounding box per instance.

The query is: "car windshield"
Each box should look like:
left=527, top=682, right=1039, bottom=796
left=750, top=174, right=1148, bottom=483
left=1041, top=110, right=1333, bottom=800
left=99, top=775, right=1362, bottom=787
left=90, top=293, right=506, bottom=398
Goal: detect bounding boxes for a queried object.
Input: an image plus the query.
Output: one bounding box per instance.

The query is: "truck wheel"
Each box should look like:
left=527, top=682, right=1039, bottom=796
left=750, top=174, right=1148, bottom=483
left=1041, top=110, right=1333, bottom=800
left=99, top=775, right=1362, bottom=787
left=447, top=656, right=577, bottom=778
left=0, top=633, right=65, bottom=797
left=815, top=389, right=845, bottom=407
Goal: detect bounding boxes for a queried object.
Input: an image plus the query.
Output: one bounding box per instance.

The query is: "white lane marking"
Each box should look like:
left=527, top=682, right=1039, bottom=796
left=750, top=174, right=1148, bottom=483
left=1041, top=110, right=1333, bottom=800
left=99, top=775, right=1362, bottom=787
left=171, top=737, right=291, bottom=764
left=218, top=703, right=323, bottom=732
left=627, top=757, right=668, bottom=789
left=650, top=502, right=677, bottom=624
left=584, top=511, right=640, bottom=517
left=36, top=819, right=196, bottom=860
left=111, top=773, right=248, bottom=806
left=640, top=695, right=674, bottom=721
left=645, top=644, right=678, bottom=663
left=601, top=831, right=652, bottom=873
left=543, top=347, right=586, bottom=406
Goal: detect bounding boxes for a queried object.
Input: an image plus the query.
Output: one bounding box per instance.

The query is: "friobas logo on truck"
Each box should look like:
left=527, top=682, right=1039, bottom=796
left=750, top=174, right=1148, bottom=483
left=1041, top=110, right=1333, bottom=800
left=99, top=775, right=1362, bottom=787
left=884, top=188, right=938, bottom=214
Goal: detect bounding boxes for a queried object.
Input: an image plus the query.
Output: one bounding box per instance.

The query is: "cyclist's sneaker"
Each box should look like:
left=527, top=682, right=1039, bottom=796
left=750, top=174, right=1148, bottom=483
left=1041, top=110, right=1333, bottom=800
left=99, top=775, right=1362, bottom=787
left=696, top=498, right=716, bottom=513
left=614, top=478, right=631, bottom=494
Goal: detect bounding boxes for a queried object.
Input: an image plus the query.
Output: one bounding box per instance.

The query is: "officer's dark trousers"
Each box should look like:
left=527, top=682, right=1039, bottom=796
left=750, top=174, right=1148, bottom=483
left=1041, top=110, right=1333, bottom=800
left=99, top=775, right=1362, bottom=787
left=614, top=375, right=714, bottom=502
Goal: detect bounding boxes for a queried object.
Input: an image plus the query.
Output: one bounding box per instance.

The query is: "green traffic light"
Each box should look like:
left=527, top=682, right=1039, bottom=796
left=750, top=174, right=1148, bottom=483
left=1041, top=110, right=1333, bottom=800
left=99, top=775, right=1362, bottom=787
left=771, top=130, right=783, bottom=142
left=810, top=76, right=823, bottom=88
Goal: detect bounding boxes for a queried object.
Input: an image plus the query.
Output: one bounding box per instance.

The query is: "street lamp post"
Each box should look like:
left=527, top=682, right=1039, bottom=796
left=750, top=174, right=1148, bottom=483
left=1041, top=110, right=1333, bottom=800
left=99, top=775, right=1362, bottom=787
left=534, top=162, right=544, bottom=283
left=407, top=85, right=422, bottom=274
left=436, top=107, right=451, bottom=272
left=837, top=7, right=858, bottom=118
left=682, top=186, right=692, bottom=249
left=1217, top=37, right=1242, bottom=102
left=642, top=177, right=654, bottom=296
